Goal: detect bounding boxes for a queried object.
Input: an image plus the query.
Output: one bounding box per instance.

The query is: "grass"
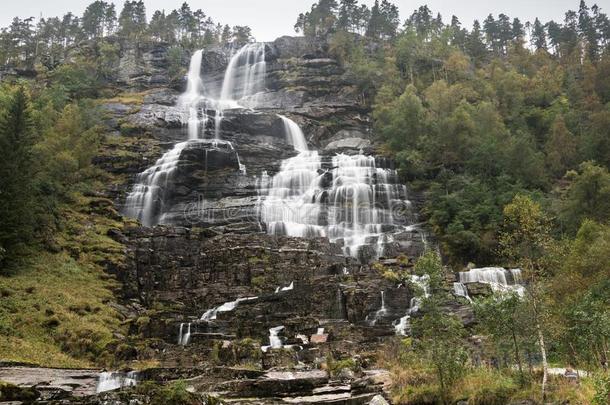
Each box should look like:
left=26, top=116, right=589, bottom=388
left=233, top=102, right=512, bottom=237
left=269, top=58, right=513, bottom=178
left=452, top=368, right=518, bottom=405
left=377, top=340, right=599, bottom=405
left=0, top=252, right=122, bottom=368
left=98, top=91, right=148, bottom=106
left=0, top=192, right=128, bottom=368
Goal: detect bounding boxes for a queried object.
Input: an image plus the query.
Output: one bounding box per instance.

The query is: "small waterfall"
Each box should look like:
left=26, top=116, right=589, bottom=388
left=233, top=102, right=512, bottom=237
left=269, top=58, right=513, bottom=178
left=177, top=322, right=191, bottom=345
left=124, top=142, right=188, bottom=226
left=179, top=50, right=205, bottom=140
left=201, top=296, right=258, bottom=321
left=215, top=43, right=267, bottom=138
left=220, top=43, right=267, bottom=104
left=367, top=291, right=388, bottom=326
left=261, top=325, right=285, bottom=352
left=458, top=267, right=524, bottom=297
left=278, top=115, right=308, bottom=152
left=269, top=326, right=284, bottom=348
left=394, top=275, right=430, bottom=336
left=453, top=282, right=472, bottom=302
left=124, top=48, right=255, bottom=226
left=96, top=371, right=138, bottom=393
left=275, top=281, right=294, bottom=293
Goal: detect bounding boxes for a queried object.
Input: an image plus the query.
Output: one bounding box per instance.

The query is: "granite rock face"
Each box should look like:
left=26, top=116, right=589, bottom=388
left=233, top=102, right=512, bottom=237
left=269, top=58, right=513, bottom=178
left=77, top=36, right=435, bottom=404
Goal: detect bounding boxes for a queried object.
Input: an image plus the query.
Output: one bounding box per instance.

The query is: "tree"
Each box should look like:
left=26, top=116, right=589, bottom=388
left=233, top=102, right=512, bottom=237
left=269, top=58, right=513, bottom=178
left=148, top=10, right=166, bottom=41
left=544, top=115, right=577, bottom=177
left=474, top=294, right=533, bottom=383
left=467, top=20, right=488, bottom=64
left=366, top=0, right=382, bottom=38
left=411, top=251, right=468, bottom=404
left=0, top=87, right=37, bottom=269
left=499, top=195, right=553, bottom=399
left=338, top=0, right=358, bottom=31
left=118, top=0, right=147, bottom=39
left=531, top=18, right=547, bottom=51
left=82, top=1, right=114, bottom=38
left=560, top=162, right=610, bottom=233
left=232, top=26, right=252, bottom=45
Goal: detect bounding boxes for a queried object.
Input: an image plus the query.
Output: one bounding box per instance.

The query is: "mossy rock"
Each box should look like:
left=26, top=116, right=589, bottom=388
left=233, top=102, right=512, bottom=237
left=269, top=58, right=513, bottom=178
left=0, top=381, right=39, bottom=402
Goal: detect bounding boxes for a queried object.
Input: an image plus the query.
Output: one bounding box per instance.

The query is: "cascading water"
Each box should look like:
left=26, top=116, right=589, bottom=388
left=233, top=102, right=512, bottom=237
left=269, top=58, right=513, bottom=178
left=179, top=49, right=205, bottom=140
left=124, top=45, right=262, bottom=226
left=201, top=296, right=258, bottom=321
left=394, top=274, right=430, bottom=336
left=124, top=142, right=189, bottom=226
left=126, top=43, right=416, bottom=258
left=215, top=43, right=267, bottom=138
left=96, top=371, right=138, bottom=393
left=258, top=115, right=413, bottom=261
left=262, top=325, right=284, bottom=352
left=457, top=267, right=525, bottom=298
left=275, top=281, right=294, bottom=293
left=367, top=291, right=388, bottom=326
left=177, top=322, right=191, bottom=345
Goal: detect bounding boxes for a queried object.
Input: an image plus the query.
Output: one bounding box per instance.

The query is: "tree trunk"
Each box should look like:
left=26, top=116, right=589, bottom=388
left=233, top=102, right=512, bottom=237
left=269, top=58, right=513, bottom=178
left=533, top=302, right=548, bottom=400
left=512, top=329, right=524, bottom=382
left=537, top=325, right=548, bottom=398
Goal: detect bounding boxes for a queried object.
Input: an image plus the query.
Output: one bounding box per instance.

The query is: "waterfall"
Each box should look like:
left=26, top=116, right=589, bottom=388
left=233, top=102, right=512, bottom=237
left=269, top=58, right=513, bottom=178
left=179, top=50, right=205, bottom=140
left=124, top=142, right=189, bottom=226
left=453, top=282, right=472, bottom=302
left=258, top=115, right=413, bottom=261
left=261, top=325, right=285, bottom=352
left=215, top=43, right=267, bottom=138
left=275, top=281, right=294, bottom=293
left=96, top=371, right=138, bottom=393
left=177, top=322, right=191, bottom=345
left=124, top=47, right=256, bottom=226
left=279, top=115, right=308, bottom=152
left=126, top=44, right=416, bottom=256
left=220, top=43, right=266, bottom=104
left=269, top=326, right=284, bottom=349
left=458, top=267, right=525, bottom=297
left=367, top=291, right=388, bottom=326
left=394, top=275, right=430, bottom=336
left=201, top=296, right=258, bottom=321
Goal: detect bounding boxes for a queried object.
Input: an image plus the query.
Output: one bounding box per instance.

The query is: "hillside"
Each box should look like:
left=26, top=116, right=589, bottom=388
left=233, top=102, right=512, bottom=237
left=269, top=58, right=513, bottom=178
left=0, top=1, right=609, bottom=404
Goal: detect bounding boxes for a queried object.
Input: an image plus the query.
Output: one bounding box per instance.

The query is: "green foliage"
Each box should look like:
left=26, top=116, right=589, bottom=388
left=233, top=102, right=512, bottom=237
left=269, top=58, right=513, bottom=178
left=135, top=380, right=201, bottom=405
left=592, top=373, right=610, bottom=405
left=410, top=251, right=469, bottom=403
left=473, top=295, right=535, bottom=382
left=0, top=87, right=37, bottom=267
left=167, top=46, right=186, bottom=85
left=0, top=251, right=122, bottom=367
left=559, top=162, right=610, bottom=234
left=327, top=357, right=359, bottom=376
left=49, top=62, right=100, bottom=99
left=0, top=82, right=104, bottom=270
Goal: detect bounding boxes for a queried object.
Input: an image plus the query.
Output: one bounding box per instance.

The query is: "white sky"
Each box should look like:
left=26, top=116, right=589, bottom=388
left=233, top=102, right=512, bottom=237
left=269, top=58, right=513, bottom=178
left=2, top=0, right=609, bottom=41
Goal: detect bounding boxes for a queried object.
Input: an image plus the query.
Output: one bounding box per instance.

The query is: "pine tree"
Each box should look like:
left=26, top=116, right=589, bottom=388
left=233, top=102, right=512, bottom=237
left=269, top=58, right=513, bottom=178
left=531, top=18, right=547, bottom=51
left=366, top=0, right=382, bottom=38
left=467, top=20, right=488, bottom=64
left=0, top=87, right=37, bottom=269
left=338, top=0, right=358, bottom=31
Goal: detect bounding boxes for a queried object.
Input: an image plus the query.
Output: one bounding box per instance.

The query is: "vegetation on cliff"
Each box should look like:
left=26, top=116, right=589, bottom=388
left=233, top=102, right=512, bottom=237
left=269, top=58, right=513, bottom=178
left=0, top=0, right=608, bottom=403
left=296, top=0, right=610, bottom=402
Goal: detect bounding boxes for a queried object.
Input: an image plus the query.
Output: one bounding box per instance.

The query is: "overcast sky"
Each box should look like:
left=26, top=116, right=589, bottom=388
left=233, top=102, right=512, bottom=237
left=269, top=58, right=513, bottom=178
left=2, top=0, right=608, bottom=41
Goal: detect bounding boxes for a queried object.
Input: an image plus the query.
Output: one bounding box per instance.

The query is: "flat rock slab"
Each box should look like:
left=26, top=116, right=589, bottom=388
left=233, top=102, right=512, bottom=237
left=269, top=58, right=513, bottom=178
left=0, top=367, right=100, bottom=397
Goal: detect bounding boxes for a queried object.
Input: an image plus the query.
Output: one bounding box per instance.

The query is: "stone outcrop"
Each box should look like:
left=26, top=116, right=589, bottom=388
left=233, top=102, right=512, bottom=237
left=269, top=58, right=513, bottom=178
left=75, top=36, right=436, bottom=404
